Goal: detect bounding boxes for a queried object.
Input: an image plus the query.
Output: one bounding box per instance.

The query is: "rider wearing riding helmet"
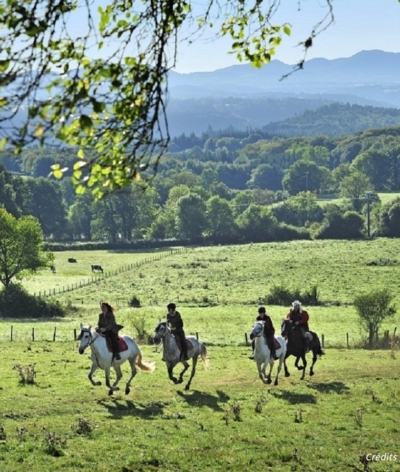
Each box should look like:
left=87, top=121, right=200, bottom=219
left=286, top=300, right=310, bottom=352
left=249, top=306, right=278, bottom=360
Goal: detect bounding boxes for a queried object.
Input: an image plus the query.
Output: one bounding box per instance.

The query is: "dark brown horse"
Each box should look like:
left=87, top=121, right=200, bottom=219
left=281, top=319, right=324, bottom=380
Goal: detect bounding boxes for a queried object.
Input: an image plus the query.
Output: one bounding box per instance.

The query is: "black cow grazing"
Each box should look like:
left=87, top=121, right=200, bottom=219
left=50, top=265, right=56, bottom=274
left=68, top=258, right=77, bottom=263
left=91, top=264, right=104, bottom=273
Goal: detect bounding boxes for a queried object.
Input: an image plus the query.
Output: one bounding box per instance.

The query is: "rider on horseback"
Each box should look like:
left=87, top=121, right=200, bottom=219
left=96, top=302, right=124, bottom=360
left=166, top=303, right=189, bottom=361
left=286, top=300, right=310, bottom=353
left=249, top=306, right=278, bottom=360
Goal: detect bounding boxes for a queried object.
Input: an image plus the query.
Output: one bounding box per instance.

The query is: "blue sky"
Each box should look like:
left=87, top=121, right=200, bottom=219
left=67, top=0, right=400, bottom=74
left=173, top=0, right=400, bottom=73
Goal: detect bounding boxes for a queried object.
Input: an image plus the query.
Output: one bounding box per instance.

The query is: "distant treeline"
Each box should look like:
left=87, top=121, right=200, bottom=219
left=1, top=117, right=400, bottom=244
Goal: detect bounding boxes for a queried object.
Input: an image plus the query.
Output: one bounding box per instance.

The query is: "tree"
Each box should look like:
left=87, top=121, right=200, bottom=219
left=283, top=160, right=329, bottom=195
left=247, top=164, right=283, bottom=191
left=339, top=171, right=373, bottom=212
left=176, top=194, right=207, bottom=241
left=206, top=196, right=237, bottom=242
left=236, top=204, right=278, bottom=242
left=25, top=178, right=68, bottom=239
left=0, top=209, right=53, bottom=287
left=0, top=0, right=339, bottom=197
left=353, top=290, right=396, bottom=348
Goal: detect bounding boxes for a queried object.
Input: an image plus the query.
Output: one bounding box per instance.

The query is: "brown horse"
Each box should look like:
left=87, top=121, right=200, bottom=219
left=281, top=319, right=324, bottom=380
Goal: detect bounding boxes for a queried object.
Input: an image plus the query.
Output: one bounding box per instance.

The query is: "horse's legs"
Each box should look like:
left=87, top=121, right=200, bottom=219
left=184, top=357, right=197, bottom=391
left=125, top=357, right=138, bottom=395
left=274, top=357, right=284, bottom=386
left=309, top=350, right=318, bottom=376
left=104, top=367, right=114, bottom=395
left=111, top=365, right=122, bottom=391
left=178, top=361, right=190, bottom=385
left=294, top=356, right=304, bottom=370
left=283, top=352, right=291, bottom=377
left=300, top=354, right=307, bottom=380
left=88, top=363, right=101, bottom=386
left=266, top=360, right=273, bottom=385
left=167, top=364, right=179, bottom=384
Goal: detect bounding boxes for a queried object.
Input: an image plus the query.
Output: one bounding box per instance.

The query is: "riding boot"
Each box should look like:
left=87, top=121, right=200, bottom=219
left=110, top=333, right=121, bottom=360
left=249, top=339, right=255, bottom=360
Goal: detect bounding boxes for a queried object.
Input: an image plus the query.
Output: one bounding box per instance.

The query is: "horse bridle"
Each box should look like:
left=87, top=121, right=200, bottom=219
left=252, top=322, right=264, bottom=338
left=77, top=328, right=99, bottom=347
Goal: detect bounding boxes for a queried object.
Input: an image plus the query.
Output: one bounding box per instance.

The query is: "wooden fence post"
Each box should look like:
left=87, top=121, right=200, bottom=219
left=196, top=332, right=199, bottom=341
left=321, top=334, right=325, bottom=349
left=245, top=332, right=249, bottom=346
left=346, top=333, right=349, bottom=348
left=74, top=329, right=77, bottom=341
left=10, top=325, right=13, bottom=342
left=53, top=327, right=57, bottom=341
left=32, top=328, right=35, bottom=342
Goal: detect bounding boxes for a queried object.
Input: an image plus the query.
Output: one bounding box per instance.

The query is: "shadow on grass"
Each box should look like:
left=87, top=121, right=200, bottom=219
left=270, top=389, right=317, bottom=404
left=176, top=389, right=230, bottom=411
left=97, top=399, right=166, bottom=419
left=307, top=381, right=350, bottom=394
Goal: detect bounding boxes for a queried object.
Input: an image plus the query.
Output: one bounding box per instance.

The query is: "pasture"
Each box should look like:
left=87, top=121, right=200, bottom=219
left=0, top=239, right=400, bottom=470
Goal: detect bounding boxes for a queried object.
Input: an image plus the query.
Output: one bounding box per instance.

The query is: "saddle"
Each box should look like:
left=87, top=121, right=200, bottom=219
left=105, top=336, right=128, bottom=354
left=174, top=336, right=193, bottom=352
left=273, top=338, right=281, bottom=350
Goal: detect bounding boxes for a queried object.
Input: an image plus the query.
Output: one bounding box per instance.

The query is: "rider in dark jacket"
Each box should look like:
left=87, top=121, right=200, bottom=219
left=167, top=303, right=188, bottom=361
left=97, top=302, right=123, bottom=360
left=249, top=306, right=277, bottom=360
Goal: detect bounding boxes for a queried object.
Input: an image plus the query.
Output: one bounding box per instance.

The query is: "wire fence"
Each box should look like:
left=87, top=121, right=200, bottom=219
left=33, top=247, right=189, bottom=298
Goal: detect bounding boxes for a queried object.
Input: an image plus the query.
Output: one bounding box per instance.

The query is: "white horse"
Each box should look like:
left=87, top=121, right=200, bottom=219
left=77, top=324, right=155, bottom=396
left=153, top=321, right=208, bottom=390
left=250, top=320, right=287, bottom=386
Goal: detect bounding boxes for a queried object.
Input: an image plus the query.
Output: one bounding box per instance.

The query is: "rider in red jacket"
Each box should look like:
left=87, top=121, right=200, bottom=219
left=286, top=300, right=310, bottom=352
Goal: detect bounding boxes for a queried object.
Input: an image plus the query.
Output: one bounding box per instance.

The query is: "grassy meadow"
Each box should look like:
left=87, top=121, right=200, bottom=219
left=0, top=239, right=400, bottom=471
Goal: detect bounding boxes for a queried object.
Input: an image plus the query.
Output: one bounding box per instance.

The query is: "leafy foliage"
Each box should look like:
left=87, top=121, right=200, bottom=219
left=0, top=284, right=65, bottom=318
left=0, top=0, right=337, bottom=197
left=353, top=289, right=396, bottom=348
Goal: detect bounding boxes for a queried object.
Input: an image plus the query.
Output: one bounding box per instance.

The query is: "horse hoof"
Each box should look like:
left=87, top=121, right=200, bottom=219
left=267, top=379, right=272, bottom=384
left=114, top=387, right=120, bottom=391
left=184, top=385, right=190, bottom=391
left=285, top=372, right=290, bottom=377
left=310, top=371, right=315, bottom=376
left=172, top=378, right=179, bottom=384
left=95, top=381, right=101, bottom=386
left=177, top=378, right=183, bottom=384
left=297, top=366, right=304, bottom=370
left=125, top=387, right=130, bottom=395
left=274, top=381, right=278, bottom=386
left=108, top=389, right=114, bottom=396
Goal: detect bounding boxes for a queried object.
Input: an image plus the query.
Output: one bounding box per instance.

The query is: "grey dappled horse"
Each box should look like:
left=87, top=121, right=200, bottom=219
left=153, top=321, right=208, bottom=390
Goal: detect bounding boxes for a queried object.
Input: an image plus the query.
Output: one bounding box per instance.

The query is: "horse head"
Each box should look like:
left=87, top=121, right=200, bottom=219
left=281, top=319, right=292, bottom=338
left=250, top=320, right=264, bottom=340
left=153, top=321, right=168, bottom=344
left=78, top=324, right=92, bottom=354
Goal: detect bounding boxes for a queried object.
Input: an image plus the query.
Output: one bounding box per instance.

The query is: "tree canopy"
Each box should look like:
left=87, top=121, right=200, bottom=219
left=0, top=0, right=339, bottom=197
left=0, top=209, right=53, bottom=287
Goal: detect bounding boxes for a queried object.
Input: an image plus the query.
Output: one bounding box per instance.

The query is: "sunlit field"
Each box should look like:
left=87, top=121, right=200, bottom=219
left=0, top=240, right=400, bottom=470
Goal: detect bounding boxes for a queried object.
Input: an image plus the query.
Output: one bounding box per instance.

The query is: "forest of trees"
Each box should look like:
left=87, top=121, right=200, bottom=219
left=2, top=119, right=400, bottom=245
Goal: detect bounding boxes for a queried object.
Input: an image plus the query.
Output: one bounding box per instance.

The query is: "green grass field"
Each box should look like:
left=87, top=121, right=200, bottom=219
left=0, top=240, right=400, bottom=470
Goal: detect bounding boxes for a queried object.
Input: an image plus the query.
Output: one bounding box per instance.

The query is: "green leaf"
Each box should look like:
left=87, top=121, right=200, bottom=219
left=79, top=115, right=93, bottom=133
left=0, top=137, right=7, bottom=151
left=283, top=25, right=291, bottom=36
left=53, top=169, right=63, bottom=179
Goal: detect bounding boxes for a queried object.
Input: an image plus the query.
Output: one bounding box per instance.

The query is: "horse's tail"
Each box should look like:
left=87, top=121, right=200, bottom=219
left=200, top=343, right=209, bottom=370
left=136, top=351, right=156, bottom=372
left=316, top=337, right=324, bottom=357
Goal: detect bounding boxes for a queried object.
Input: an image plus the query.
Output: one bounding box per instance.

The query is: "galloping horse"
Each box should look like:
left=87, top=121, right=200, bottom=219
left=153, top=321, right=208, bottom=390
left=250, top=320, right=287, bottom=385
left=281, top=319, right=324, bottom=380
left=77, top=324, right=155, bottom=395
